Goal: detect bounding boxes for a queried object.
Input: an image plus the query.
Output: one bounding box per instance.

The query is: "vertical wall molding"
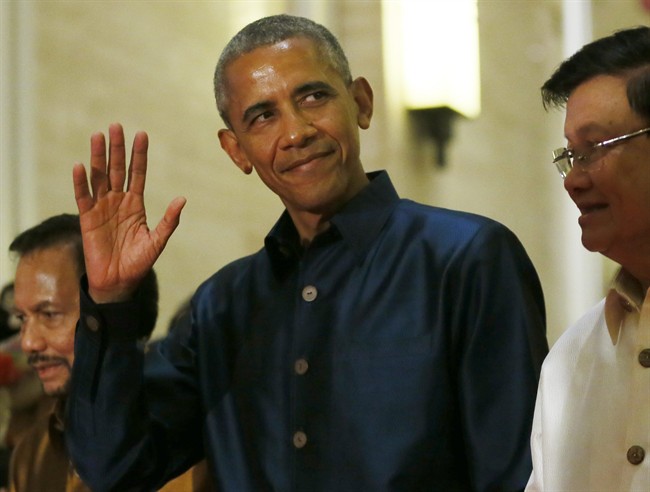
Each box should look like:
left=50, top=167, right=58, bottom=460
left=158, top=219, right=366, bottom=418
left=559, top=0, right=604, bottom=325
left=1, top=1, right=37, bottom=284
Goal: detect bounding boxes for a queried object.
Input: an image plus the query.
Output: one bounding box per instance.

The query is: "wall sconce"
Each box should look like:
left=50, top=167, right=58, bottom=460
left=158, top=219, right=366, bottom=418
left=397, top=0, right=481, bottom=166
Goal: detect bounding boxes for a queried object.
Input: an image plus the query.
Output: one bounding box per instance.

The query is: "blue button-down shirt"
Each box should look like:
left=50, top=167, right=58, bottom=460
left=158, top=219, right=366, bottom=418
left=68, top=171, right=547, bottom=492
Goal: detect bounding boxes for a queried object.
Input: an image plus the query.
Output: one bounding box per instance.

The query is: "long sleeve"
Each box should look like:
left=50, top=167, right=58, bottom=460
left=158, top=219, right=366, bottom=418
left=66, top=279, right=204, bottom=492
left=65, top=172, right=549, bottom=492
left=453, top=222, right=548, bottom=491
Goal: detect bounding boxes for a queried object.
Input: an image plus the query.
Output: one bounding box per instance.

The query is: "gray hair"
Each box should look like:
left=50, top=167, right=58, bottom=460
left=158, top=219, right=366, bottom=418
left=213, top=14, right=352, bottom=128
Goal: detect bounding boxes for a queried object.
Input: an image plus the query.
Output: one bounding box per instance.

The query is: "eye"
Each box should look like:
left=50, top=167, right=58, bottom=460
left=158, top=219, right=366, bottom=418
left=251, top=110, right=275, bottom=126
left=567, top=146, right=591, bottom=163
left=302, top=90, right=331, bottom=106
left=306, top=91, right=326, bottom=101
left=38, top=310, right=63, bottom=323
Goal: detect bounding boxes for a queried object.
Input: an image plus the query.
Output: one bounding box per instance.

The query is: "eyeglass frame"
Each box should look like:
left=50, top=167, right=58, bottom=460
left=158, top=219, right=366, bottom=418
left=552, top=126, right=650, bottom=179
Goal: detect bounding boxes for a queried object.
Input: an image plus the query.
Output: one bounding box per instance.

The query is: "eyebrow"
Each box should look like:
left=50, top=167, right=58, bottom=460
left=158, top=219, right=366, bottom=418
left=567, top=121, right=612, bottom=141
left=240, top=80, right=337, bottom=126
left=13, top=299, right=55, bottom=315
left=293, top=80, right=335, bottom=98
left=242, top=100, right=274, bottom=126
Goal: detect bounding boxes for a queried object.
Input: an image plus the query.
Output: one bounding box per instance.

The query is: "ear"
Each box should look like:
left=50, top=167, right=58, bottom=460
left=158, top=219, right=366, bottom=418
left=218, top=129, right=253, bottom=174
left=351, top=77, right=374, bottom=130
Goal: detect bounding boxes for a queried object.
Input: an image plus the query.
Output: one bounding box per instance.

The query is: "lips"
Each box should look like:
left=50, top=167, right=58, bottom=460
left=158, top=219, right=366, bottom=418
left=578, top=203, right=608, bottom=215
left=32, top=361, right=63, bottom=375
left=30, top=359, right=69, bottom=382
left=283, top=150, right=334, bottom=172
left=576, top=203, right=607, bottom=216
left=575, top=201, right=609, bottom=228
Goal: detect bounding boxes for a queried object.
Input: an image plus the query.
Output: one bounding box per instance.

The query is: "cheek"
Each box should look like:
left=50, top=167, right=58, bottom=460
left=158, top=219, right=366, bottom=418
left=322, top=117, right=355, bottom=153
left=591, top=166, right=622, bottom=200
left=629, top=169, right=650, bottom=208
left=53, top=320, right=77, bottom=361
left=247, top=145, right=281, bottom=179
left=608, top=175, right=647, bottom=211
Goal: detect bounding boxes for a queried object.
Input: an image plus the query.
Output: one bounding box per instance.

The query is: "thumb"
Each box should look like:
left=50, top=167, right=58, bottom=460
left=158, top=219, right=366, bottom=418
left=153, top=196, right=186, bottom=251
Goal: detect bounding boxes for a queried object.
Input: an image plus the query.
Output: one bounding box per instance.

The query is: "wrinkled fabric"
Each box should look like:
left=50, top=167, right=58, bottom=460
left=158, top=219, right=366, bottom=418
left=527, top=269, right=650, bottom=492
left=9, top=398, right=86, bottom=492
left=67, top=171, right=548, bottom=492
left=8, top=396, right=212, bottom=492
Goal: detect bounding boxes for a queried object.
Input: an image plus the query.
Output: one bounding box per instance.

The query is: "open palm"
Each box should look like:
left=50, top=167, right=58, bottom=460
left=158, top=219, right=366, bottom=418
left=72, top=123, right=186, bottom=303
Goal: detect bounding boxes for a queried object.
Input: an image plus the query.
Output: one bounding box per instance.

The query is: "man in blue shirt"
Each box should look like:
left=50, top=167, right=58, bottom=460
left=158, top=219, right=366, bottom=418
left=67, top=14, right=548, bottom=491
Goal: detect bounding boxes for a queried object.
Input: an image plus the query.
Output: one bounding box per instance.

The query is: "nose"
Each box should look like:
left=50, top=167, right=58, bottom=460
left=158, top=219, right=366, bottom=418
left=279, top=109, right=317, bottom=150
left=563, top=163, right=592, bottom=197
left=20, top=318, right=47, bottom=354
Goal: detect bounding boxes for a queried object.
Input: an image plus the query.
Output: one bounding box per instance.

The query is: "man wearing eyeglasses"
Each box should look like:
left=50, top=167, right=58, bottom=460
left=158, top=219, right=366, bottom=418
left=526, top=26, right=649, bottom=492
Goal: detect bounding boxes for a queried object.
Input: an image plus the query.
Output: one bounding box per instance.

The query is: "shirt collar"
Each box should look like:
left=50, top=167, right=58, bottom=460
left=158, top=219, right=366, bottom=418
left=265, top=171, right=400, bottom=274
left=604, top=268, right=645, bottom=344
left=47, top=397, right=66, bottom=450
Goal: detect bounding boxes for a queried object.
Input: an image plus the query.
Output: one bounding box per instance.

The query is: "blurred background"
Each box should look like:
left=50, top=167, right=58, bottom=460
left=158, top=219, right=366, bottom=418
left=1, top=0, right=648, bottom=343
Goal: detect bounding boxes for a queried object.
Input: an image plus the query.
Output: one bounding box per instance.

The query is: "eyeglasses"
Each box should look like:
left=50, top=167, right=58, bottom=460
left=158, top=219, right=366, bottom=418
left=552, top=127, right=650, bottom=179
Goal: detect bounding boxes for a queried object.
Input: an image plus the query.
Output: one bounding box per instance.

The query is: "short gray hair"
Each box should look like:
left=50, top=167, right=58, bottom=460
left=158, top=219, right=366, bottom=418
left=213, top=14, right=352, bottom=128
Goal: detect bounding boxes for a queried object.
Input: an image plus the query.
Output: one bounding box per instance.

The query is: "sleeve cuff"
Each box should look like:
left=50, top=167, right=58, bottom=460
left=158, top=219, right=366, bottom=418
left=79, top=275, right=147, bottom=343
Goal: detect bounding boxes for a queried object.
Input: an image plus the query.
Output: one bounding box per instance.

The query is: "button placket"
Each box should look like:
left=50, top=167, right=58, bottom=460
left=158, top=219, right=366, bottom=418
left=292, top=258, right=322, bottom=462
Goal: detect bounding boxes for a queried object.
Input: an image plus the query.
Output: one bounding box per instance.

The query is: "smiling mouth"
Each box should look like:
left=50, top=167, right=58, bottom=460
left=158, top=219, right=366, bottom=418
left=31, top=361, right=66, bottom=378
left=284, top=150, right=334, bottom=172
left=579, top=204, right=607, bottom=215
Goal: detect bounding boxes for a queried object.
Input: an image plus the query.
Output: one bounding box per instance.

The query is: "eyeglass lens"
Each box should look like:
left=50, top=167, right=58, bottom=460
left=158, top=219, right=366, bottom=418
left=552, top=148, right=571, bottom=179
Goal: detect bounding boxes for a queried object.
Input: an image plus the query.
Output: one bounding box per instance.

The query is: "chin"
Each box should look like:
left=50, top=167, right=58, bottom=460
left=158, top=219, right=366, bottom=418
left=580, top=238, right=600, bottom=253
left=43, top=380, right=70, bottom=398
left=580, top=231, right=610, bottom=254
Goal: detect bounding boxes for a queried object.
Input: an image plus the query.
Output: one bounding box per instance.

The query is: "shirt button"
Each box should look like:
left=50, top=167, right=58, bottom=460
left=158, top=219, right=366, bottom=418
left=627, top=445, right=645, bottom=465
left=294, top=358, right=309, bottom=375
left=638, top=349, right=650, bottom=368
left=293, top=431, right=307, bottom=449
left=85, top=315, right=100, bottom=332
left=302, top=285, right=318, bottom=302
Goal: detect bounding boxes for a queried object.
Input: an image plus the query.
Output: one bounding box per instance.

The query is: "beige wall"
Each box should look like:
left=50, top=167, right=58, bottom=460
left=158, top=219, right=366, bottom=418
left=1, top=0, right=648, bottom=342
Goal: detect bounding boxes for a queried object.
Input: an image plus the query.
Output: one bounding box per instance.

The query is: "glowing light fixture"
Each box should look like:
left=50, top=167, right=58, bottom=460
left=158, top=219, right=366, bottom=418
left=391, top=0, right=481, bottom=166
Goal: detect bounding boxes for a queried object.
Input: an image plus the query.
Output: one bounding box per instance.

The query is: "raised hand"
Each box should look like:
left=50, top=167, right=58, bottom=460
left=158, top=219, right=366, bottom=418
left=72, top=123, right=186, bottom=303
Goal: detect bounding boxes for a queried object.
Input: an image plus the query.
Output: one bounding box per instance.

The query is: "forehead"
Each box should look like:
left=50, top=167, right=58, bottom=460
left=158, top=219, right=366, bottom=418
left=227, top=37, right=326, bottom=75
left=223, top=38, right=341, bottom=102
left=14, top=246, right=80, bottom=307
left=565, top=75, right=635, bottom=130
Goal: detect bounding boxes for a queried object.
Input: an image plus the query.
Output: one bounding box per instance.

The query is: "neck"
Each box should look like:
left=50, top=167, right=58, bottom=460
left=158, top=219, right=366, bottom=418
left=287, top=171, right=370, bottom=247
left=607, top=245, right=650, bottom=294
left=293, top=213, right=332, bottom=248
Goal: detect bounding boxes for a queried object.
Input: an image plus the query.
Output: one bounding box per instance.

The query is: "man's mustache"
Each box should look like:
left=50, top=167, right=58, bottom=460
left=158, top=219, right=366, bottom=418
left=27, top=353, right=70, bottom=368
